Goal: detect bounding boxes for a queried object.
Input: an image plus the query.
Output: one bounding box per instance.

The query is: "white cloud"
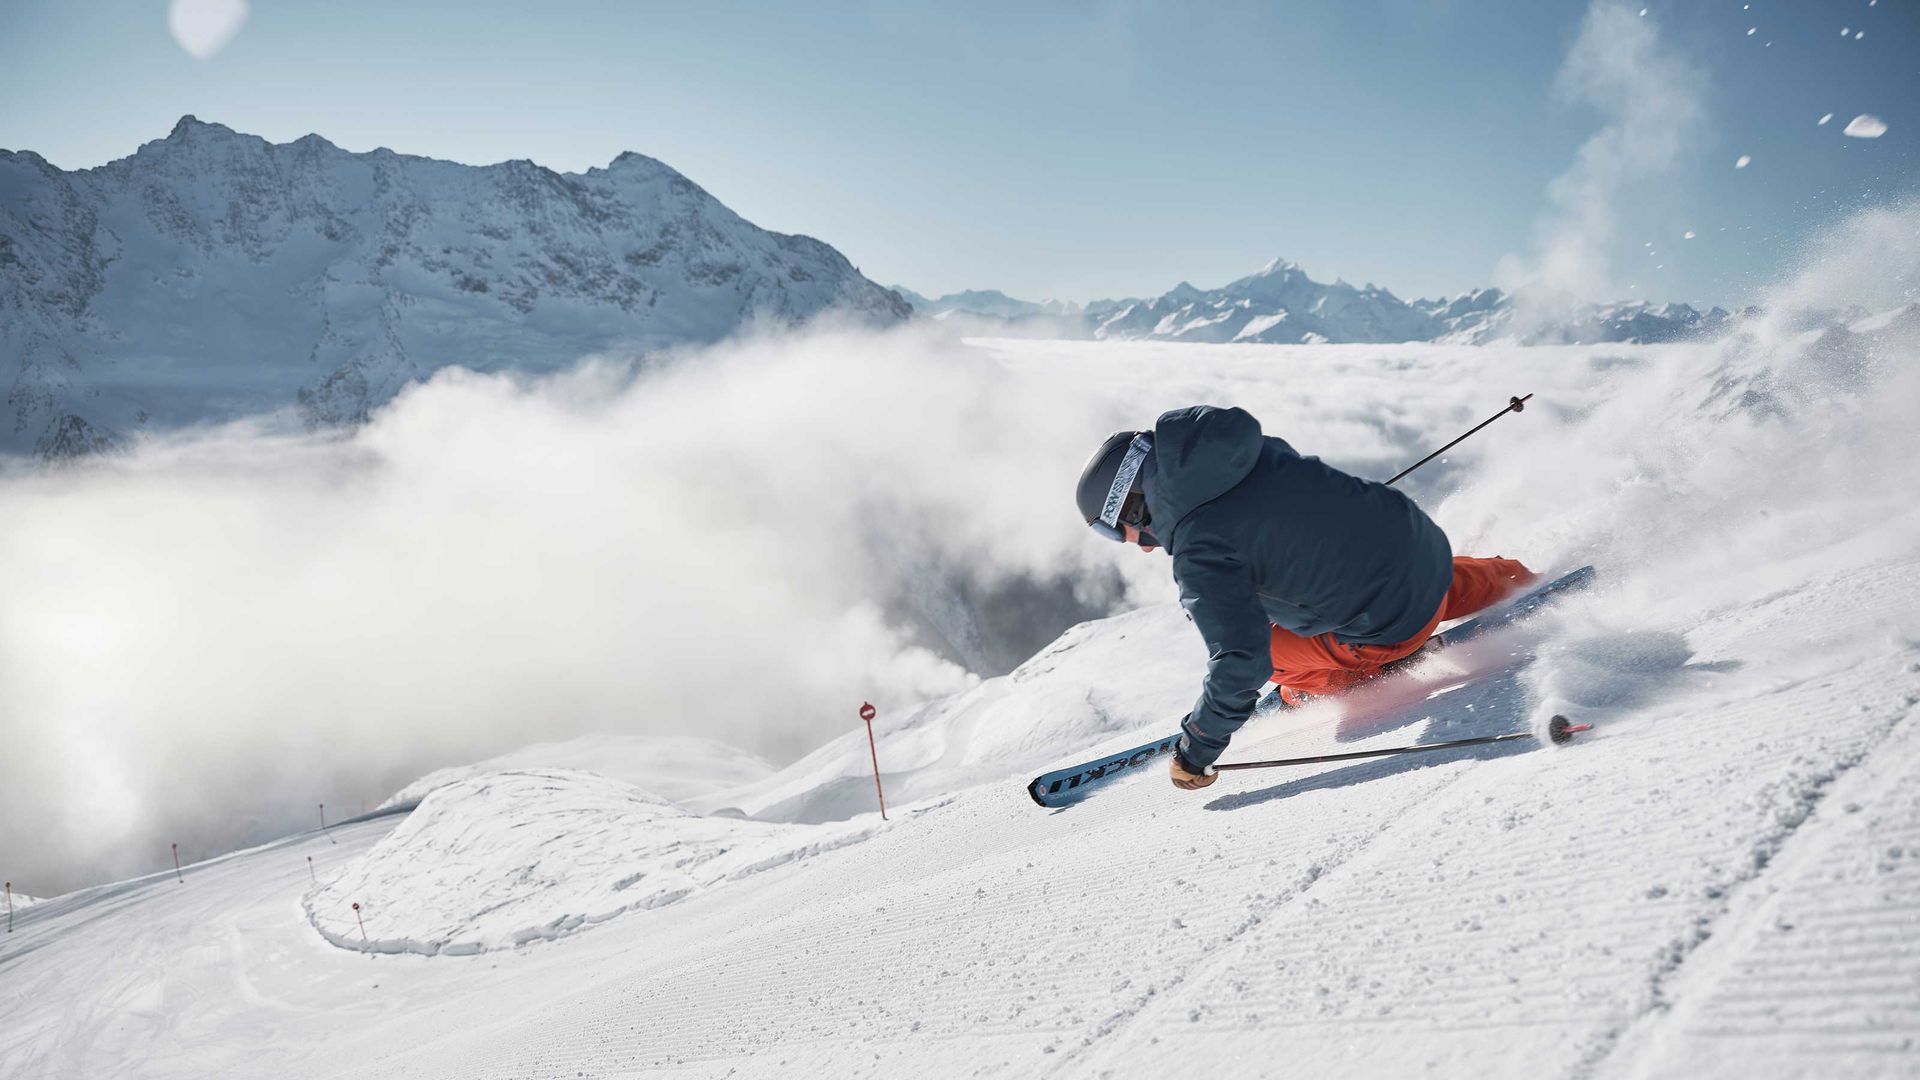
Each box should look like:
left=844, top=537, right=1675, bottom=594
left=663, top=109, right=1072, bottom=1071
left=0, top=325, right=1140, bottom=893
left=168, top=0, right=248, bottom=60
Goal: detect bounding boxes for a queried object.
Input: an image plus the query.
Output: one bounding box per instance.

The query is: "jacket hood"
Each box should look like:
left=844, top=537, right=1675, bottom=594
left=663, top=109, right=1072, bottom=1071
left=1143, top=405, right=1264, bottom=535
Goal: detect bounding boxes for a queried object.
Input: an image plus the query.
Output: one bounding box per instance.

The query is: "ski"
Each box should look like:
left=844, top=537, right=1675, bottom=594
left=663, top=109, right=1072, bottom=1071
left=1026, top=732, right=1184, bottom=807
left=1025, top=565, right=1596, bottom=808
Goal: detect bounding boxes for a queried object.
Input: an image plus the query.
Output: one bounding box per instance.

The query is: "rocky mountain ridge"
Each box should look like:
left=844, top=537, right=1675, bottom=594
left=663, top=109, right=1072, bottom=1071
left=900, top=257, right=1737, bottom=345
left=0, top=117, right=909, bottom=459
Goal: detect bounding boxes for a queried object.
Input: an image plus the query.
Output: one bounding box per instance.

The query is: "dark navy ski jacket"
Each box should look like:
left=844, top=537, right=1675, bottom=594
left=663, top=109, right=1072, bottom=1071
left=1138, top=405, right=1453, bottom=769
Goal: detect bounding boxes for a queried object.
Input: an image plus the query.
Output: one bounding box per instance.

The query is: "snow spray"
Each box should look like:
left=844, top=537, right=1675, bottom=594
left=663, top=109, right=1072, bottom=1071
left=320, top=803, right=335, bottom=844
left=859, top=702, right=889, bottom=820
left=352, top=902, right=367, bottom=943
left=171, top=843, right=184, bottom=884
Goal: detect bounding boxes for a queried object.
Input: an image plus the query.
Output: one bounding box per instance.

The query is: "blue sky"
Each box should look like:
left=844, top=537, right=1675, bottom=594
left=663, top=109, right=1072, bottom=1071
left=2, top=0, right=1912, bottom=307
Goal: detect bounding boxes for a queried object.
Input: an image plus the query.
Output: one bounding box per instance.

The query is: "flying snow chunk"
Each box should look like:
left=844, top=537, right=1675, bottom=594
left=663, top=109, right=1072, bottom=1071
left=1819, top=113, right=1834, bottom=126
left=1735, top=155, right=1753, bottom=169
left=1683, top=231, right=1696, bottom=240
left=168, top=0, right=248, bottom=59
left=1844, top=115, right=1888, bottom=139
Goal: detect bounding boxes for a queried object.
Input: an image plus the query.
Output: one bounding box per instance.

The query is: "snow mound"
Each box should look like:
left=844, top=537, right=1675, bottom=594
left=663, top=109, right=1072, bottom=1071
left=690, top=604, right=1205, bottom=822
left=307, top=769, right=875, bottom=955
left=379, top=734, right=775, bottom=811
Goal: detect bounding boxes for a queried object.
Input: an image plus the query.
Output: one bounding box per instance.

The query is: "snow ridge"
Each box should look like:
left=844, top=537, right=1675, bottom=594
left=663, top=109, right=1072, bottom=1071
left=0, top=117, right=911, bottom=459
left=305, top=769, right=878, bottom=956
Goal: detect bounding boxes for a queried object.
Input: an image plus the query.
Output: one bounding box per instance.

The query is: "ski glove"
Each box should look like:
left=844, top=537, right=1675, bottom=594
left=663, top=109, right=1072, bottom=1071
left=1170, top=746, right=1218, bottom=790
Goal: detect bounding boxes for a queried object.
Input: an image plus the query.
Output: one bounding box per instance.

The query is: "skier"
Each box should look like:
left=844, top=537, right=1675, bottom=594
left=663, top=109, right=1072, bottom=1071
left=1076, top=405, right=1537, bottom=790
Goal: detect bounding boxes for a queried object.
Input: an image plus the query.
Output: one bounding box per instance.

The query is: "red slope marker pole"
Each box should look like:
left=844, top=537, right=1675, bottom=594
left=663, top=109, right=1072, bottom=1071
left=320, top=803, right=336, bottom=844
left=5, top=881, right=12, bottom=933
left=352, top=902, right=368, bottom=943
left=171, top=843, right=185, bottom=884
left=859, top=702, right=888, bottom=821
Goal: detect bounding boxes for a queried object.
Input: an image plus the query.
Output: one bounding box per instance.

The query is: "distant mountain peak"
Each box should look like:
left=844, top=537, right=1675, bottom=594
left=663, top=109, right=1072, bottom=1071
left=909, top=257, right=1728, bottom=348
left=602, top=149, right=674, bottom=176
left=167, top=114, right=237, bottom=140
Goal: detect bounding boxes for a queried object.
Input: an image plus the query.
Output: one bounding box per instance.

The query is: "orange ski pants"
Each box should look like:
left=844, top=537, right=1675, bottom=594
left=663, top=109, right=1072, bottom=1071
left=1268, top=556, right=1539, bottom=700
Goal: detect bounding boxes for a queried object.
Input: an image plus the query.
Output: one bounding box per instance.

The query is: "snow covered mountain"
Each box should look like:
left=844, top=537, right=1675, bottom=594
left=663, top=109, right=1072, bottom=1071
left=891, top=286, right=1084, bottom=320
left=0, top=117, right=911, bottom=459
left=900, top=257, right=1734, bottom=345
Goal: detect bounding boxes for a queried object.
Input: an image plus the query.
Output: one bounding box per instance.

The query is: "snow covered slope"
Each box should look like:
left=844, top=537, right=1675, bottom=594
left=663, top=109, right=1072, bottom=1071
left=311, top=769, right=873, bottom=955
left=6, top=554, right=1915, bottom=1078
left=378, top=733, right=775, bottom=811
left=5, top=265, right=1919, bottom=1075
left=0, top=118, right=910, bottom=459
left=683, top=603, right=1206, bottom=823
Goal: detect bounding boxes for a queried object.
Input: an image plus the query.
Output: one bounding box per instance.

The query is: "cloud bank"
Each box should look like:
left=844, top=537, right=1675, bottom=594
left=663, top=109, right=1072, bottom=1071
left=0, top=325, right=1141, bottom=894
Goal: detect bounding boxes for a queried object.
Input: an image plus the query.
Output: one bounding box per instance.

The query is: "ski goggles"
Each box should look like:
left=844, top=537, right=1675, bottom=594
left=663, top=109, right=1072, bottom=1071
left=1087, top=433, right=1154, bottom=542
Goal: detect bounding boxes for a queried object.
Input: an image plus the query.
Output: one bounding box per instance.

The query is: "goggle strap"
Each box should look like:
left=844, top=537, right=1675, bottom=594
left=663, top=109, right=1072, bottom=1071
left=1098, top=433, right=1154, bottom=529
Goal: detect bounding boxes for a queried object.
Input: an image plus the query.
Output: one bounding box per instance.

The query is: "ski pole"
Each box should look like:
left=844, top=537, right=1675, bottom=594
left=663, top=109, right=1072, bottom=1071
left=1384, top=393, right=1531, bottom=487
left=1213, top=714, right=1588, bottom=773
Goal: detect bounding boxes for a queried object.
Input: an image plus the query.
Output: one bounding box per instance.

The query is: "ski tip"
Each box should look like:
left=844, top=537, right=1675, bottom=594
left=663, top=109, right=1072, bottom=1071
left=1546, top=714, right=1592, bottom=744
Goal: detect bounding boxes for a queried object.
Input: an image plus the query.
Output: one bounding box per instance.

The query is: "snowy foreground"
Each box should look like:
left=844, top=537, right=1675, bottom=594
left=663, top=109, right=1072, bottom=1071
left=5, top=329, right=1920, bottom=1078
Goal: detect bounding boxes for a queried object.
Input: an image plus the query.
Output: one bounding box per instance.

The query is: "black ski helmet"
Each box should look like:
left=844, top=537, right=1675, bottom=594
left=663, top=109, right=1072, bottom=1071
left=1076, top=429, right=1153, bottom=538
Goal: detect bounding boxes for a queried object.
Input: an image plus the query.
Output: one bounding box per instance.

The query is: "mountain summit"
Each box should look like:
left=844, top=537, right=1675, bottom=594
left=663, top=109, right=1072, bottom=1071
left=0, top=118, right=909, bottom=459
